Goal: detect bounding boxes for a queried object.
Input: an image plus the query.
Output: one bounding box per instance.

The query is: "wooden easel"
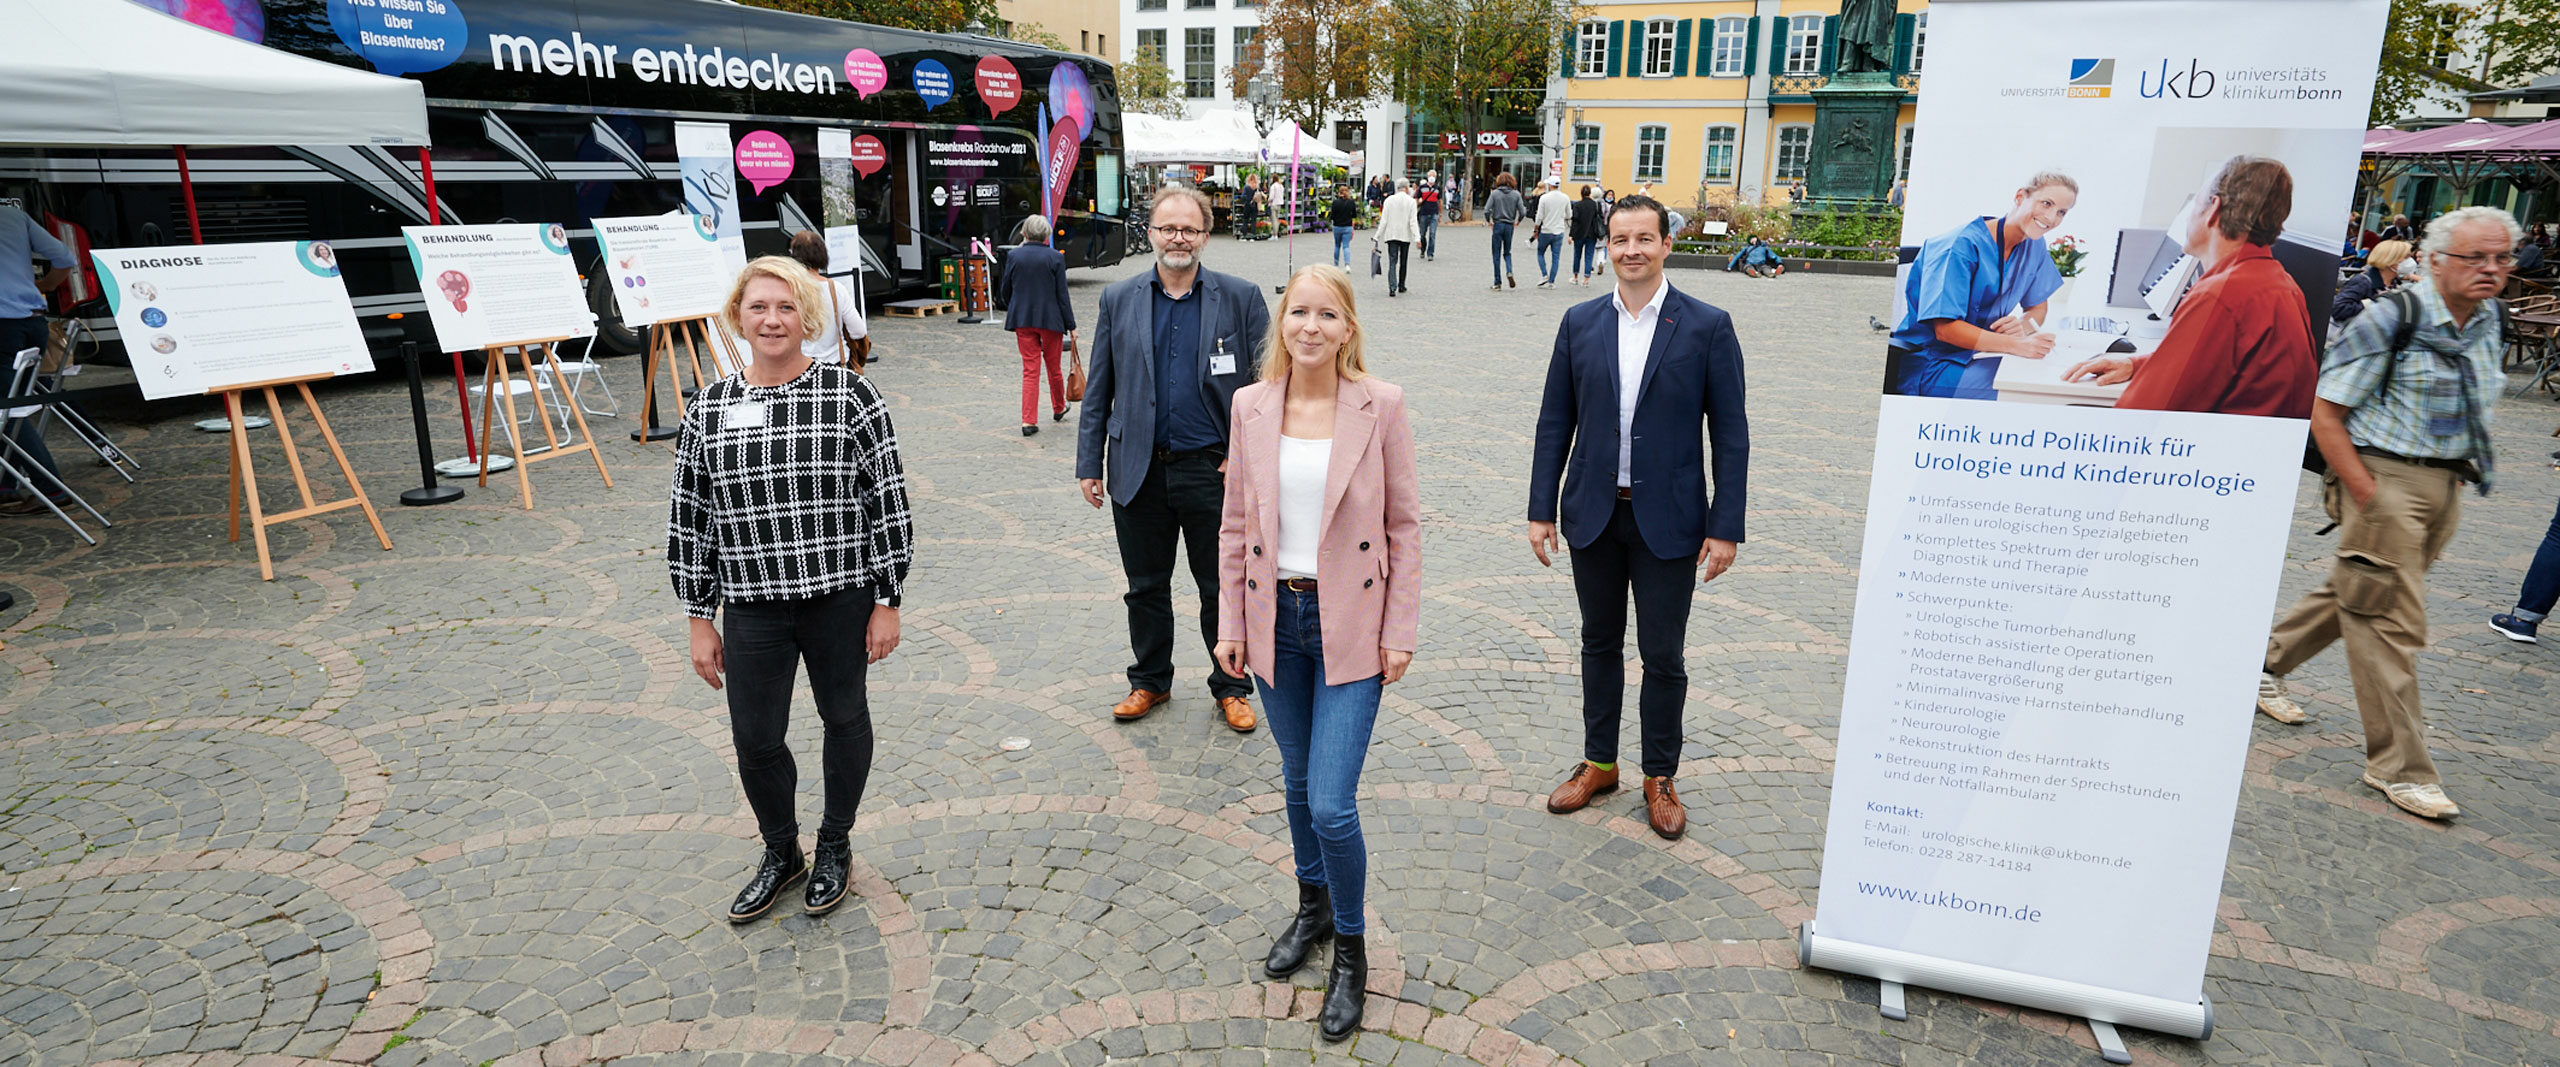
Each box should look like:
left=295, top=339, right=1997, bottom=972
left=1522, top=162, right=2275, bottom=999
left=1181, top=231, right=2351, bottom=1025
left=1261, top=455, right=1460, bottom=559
left=636, top=316, right=744, bottom=433
left=220, top=374, right=392, bottom=581
left=475, top=337, right=614, bottom=509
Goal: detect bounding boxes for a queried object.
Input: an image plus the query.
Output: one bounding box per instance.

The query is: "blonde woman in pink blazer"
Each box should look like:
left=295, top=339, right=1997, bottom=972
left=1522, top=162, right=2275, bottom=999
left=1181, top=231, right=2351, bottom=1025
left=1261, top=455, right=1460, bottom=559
left=1213, top=264, right=1421, bottom=1044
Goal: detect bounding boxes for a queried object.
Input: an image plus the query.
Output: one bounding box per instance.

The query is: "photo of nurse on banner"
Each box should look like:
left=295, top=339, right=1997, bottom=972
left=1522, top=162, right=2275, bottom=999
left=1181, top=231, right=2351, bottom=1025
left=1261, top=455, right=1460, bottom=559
left=1884, top=126, right=2356, bottom=417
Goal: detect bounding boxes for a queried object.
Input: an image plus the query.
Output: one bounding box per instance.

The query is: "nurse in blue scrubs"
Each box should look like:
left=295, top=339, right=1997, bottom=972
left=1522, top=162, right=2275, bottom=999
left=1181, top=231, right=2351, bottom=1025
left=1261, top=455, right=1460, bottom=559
left=1889, top=172, right=2079, bottom=398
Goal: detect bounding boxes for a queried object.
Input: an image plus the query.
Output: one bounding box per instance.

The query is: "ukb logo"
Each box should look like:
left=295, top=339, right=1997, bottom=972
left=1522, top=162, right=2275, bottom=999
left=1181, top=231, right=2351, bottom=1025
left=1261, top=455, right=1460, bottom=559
left=2138, top=59, right=2218, bottom=99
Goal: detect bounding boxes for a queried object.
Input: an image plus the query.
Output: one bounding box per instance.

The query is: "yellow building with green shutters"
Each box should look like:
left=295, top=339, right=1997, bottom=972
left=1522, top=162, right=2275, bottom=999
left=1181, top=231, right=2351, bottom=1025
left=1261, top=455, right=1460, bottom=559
left=1553, top=0, right=1929, bottom=207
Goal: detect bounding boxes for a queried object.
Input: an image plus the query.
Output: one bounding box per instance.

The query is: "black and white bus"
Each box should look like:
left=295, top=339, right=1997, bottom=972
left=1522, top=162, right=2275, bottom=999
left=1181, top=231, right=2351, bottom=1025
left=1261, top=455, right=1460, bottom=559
left=4, top=0, right=1128, bottom=357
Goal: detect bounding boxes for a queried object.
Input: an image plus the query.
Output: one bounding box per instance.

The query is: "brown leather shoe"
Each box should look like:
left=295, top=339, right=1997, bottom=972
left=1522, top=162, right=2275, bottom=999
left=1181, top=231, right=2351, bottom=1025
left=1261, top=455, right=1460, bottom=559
left=1112, top=688, right=1169, bottom=721
left=1219, top=695, right=1257, bottom=732
left=1546, top=762, right=1619, bottom=813
left=1643, top=777, right=1685, bottom=840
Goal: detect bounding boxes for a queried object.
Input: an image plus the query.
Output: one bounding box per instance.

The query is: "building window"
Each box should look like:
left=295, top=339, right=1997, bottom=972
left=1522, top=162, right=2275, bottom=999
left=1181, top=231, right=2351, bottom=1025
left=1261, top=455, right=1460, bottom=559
left=1898, top=125, right=1915, bottom=181
left=1576, top=20, right=1609, bottom=77
left=1137, top=0, right=1164, bottom=11
left=1710, top=17, right=1747, bottom=76
left=2427, top=10, right=2457, bottom=69
left=1570, top=123, right=1601, bottom=180
left=1775, top=125, right=1811, bottom=180
left=1184, top=27, right=1215, bottom=97
left=1235, top=0, right=1257, bottom=7
left=1701, top=125, right=1737, bottom=183
left=1909, top=13, right=1926, bottom=74
left=1642, top=18, right=1677, bottom=77
left=1634, top=125, right=1667, bottom=182
left=1784, top=14, right=1823, bottom=75
left=1135, top=28, right=1165, bottom=69
left=1098, top=33, right=1107, bottom=55
left=1234, top=25, right=1259, bottom=70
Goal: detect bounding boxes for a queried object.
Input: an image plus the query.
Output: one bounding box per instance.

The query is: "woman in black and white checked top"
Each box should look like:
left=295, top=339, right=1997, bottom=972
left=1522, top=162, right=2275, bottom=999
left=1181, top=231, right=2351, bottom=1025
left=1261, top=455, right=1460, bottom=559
left=668, top=255, right=913, bottom=923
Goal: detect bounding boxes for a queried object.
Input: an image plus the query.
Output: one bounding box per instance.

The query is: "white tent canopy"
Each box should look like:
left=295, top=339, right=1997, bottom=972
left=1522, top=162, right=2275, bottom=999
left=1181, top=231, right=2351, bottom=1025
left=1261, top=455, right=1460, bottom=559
left=1124, top=111, right=1263, bottom=166
left=0, top=0, right=429, bottom=147
left=1264, top=121, right=1353, bottom=166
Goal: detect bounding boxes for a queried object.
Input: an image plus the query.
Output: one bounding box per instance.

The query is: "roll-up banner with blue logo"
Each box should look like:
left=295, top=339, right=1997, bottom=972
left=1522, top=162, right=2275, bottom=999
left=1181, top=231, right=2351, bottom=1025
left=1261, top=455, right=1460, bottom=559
left=1806, top=0, right=2388, bottom=1044
left=674, top=122, right=751, bottom=282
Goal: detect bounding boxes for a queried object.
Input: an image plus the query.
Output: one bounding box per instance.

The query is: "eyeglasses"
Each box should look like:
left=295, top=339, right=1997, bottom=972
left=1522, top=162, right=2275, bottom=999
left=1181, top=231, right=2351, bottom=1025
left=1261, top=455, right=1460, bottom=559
left=2435, top=249, right=2519, bottom=268
left=1150, top=225, right=1207, bottom=241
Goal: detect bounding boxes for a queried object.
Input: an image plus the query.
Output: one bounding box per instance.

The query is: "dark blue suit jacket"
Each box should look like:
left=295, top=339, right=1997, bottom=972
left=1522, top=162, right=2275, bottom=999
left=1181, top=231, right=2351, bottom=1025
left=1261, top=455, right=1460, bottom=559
left=1528, top=284, right=1749, bottom=559
left=998, top=243, right=1075, bottom=334
left=1074, top=266, right=1269, bottom=505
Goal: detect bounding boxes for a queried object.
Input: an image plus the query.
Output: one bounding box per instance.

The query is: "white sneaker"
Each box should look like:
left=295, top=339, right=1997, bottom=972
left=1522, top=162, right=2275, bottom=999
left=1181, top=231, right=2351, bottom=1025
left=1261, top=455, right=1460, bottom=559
left=2255, top=673, right=2308, bottom=725
left=2361, top=774, right=2460, bottom=819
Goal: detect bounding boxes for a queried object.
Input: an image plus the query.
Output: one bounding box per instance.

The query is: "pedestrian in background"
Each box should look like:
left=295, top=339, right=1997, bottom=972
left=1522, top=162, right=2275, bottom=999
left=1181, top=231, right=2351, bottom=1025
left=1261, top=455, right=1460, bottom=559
left=0, top=199, right=74, bottom=514
left=1076, top=186, right=1269, bottom=732
left=1329, top=186, right=1360, bottom=269
left=1237, top=174, right=1263, bottom=240
left=2258, top=206, right=2522, bottom=821
left=1377, top=180, right=1419, bottom=297
left=999, top=215, right=1075, bottom=436
left=786, top=232, right=870, bottom=370
left=1570, top=184, right=1605, bottom=286
left=1527, top=194, right=1750, bottom=842
left=1366, top=175, right=1388, bottom=220
left=1533, top=178, right=1572, bottom=288
left=670, top=255, right=913, bottom=923
left=2491, top=484, right=2560, bottom=644
left=1415, top=173, right=1442, bottom=261
left=1484, top=172, right=1526, bottom=291
left=1215, top=264, right=1420, bottom=1045
left=2332, top=239, right=2412, bottom=322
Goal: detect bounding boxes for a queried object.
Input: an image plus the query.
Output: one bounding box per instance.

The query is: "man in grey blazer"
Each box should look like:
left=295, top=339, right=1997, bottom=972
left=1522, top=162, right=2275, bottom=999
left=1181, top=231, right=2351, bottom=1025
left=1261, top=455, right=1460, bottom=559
left=1076, top=187, right=1271, bottom=731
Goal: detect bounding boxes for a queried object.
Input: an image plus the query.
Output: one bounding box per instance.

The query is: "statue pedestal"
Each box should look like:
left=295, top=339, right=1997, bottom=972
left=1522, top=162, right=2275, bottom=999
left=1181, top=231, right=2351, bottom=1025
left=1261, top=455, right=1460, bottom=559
left=1807, top=72, right=1904, bottom=205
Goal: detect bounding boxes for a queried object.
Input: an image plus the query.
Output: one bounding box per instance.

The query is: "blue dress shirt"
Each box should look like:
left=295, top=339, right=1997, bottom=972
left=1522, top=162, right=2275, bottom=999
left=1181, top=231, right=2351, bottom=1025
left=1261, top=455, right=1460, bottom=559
left=1150, top=277, right=1221, bottom=451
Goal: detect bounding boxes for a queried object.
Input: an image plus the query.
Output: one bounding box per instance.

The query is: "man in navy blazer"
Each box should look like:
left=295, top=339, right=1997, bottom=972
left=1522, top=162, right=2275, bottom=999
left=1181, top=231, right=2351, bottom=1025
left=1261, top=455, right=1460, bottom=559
left=1526, top=194, right=1749, bottom=841
left=1076, top=187, right=1271, bottom=731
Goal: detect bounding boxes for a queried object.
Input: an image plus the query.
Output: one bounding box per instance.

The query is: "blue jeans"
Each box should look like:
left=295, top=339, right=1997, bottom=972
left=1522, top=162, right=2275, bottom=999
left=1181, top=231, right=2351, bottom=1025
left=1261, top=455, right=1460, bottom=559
left=2515, top=491, right=2560, bottom=620
left=1536, top=233, right=1563, bottom=283
left=1573, top=238, right=1600, bottom=277
left=1490, top=222, right=1515, bottom=283
left=1332, top=225, right=1354, bottom=266
left=1418, top=214, right=1438, bottom=257
left=1256, top=586, right=1382, bottom=934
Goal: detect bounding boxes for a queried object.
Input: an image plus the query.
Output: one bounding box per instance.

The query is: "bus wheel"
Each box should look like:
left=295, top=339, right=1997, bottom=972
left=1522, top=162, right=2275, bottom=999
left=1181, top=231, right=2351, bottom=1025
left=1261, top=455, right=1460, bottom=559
left=587, top=270, right=644, bottom=356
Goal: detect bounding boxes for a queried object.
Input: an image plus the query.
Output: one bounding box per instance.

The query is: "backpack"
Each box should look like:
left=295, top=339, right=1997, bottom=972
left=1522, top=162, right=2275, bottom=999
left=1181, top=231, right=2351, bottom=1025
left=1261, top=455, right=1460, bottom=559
left=2302, top=286, right=2510, bottom=476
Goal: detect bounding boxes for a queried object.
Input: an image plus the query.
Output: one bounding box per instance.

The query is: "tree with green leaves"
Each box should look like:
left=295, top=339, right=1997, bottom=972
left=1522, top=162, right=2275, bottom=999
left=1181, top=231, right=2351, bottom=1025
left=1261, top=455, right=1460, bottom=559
left=2371, top=0, right=2484, bottom=124
left=1117, top=47, right=1192, bottom=119
left=2474, top=0, right=2560, bottom=87
left=1381, top=0, right=1579, bottom=220
left=1226, top=0, right=1393, bottom=141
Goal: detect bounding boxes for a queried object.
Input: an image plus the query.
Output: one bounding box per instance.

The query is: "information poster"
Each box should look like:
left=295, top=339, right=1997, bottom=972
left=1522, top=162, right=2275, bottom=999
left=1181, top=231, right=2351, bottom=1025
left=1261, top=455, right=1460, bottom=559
left=676, top=120, right=750, bottom=279
left=401, top=224, right=595, bottom=352
left=1810, top=0, right=2387, bottom=1021
left=592, top=214, right=731, bottom=326
left=90, top=241, right=372, bottom=400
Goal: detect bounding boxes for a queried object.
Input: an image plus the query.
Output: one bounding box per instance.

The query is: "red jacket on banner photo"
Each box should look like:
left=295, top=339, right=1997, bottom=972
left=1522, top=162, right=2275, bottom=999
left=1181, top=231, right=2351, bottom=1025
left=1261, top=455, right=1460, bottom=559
left=2115, top=243, right=2317, bottom=419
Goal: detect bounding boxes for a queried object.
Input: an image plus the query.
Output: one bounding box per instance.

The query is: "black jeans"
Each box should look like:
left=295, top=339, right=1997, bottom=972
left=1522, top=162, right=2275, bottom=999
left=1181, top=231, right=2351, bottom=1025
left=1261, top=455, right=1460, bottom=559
left=1569, top=498, right=1697, bottom=778
left=1386, top=241, right=1410, bottom=292
left=0, top=316, right=62, bottom=497
left=722, top=586, right=878, bottom=851
left=1114, top=448, right=1251, bottom=698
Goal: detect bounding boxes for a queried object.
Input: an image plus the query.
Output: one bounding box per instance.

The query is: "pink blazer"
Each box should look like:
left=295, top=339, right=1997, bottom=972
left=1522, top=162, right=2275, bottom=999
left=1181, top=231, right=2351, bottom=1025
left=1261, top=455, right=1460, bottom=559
left=1217, top=374, right=1422, bottom=687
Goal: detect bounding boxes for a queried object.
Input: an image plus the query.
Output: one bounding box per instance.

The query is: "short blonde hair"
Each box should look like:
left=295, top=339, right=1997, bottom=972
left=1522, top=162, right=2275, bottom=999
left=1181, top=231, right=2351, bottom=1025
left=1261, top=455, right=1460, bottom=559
left=723, top=255, right=824, bottom=342
left=2366, top=239, right=2413, bottom=274
left=1259, top=265, right=1369, bottom=384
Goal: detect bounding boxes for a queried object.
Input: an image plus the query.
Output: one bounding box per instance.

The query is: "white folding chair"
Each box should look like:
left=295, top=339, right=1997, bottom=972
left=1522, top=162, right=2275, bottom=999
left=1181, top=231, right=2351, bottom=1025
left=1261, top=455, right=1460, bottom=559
left=33, top=318, right=139, bottom=480
left=2, top=348, right=109, bottom=543
left=467, top=346, right=564, bottom=453
left=530, top=337, right=618, bottom=427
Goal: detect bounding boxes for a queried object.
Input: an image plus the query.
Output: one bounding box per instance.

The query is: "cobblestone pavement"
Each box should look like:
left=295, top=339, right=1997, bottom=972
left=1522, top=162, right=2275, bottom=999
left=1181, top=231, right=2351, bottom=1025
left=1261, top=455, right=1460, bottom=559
left=4, top=229, right=2559, bottom=1067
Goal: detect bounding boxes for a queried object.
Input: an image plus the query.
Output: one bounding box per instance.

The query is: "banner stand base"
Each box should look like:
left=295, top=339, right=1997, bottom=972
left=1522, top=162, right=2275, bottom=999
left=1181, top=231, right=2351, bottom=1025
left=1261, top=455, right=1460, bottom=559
left=1800, top=922, right=2211, bottom=1056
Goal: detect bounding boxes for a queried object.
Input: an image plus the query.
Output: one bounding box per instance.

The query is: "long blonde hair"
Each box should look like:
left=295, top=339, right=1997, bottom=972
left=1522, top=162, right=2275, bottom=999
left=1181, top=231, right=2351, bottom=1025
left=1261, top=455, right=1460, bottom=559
left=1259, top=265, right=1369, bottom=384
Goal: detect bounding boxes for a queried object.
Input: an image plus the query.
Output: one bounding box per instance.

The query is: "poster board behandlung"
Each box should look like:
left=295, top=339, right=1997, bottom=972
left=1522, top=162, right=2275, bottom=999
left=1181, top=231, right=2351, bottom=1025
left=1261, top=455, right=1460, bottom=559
left=90, top=241, right=373, bottom=401
left=402, top=224, right=595, bottom=352
left=593, top=214, right=734, bottom=327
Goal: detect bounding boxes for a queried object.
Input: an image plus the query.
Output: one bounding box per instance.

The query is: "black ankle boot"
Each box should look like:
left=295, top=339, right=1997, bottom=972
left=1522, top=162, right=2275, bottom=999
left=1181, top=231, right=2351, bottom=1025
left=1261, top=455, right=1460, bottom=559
left=805, top=836, right=851, bottom=915
left=1319, top=933, right=1366, bottom=1043
left=1262, top=881, right=1332, bottom=978
left=727, top=843, right=806, bottom=923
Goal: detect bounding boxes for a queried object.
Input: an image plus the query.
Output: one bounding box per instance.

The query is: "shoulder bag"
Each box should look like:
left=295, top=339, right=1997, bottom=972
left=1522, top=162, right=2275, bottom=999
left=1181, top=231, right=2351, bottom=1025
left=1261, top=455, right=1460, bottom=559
left=1064, top=331, right=1086, bottom=402
left=828, top=279, right=871, bottom=372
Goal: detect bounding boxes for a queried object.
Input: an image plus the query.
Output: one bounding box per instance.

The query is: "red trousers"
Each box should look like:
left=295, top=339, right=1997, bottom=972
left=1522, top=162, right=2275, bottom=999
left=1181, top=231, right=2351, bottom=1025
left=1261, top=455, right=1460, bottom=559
left=1017, top=328, right=1065, bottom=425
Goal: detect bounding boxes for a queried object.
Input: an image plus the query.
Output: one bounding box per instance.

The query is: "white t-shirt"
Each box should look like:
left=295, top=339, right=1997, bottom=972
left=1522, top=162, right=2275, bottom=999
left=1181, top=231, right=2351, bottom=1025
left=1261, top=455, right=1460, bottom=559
left=1276, top=435, right=1333, bottom=580
left=802, top=277, right=868, bottom=364
left=1612, top=281, right=1667, bottom=488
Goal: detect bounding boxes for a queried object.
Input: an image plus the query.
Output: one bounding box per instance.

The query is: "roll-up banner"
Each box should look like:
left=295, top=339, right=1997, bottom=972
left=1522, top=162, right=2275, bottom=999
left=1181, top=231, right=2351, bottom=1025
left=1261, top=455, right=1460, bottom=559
left=675, top=121, right=750, bottom=281
left=1807, top=0, right=2387, bottom=1040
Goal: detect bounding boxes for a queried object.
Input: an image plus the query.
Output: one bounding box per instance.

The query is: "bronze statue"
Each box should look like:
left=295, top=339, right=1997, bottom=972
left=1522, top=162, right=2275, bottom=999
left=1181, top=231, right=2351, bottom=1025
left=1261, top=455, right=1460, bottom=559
left=1836, top=0, right=1897, bottom=75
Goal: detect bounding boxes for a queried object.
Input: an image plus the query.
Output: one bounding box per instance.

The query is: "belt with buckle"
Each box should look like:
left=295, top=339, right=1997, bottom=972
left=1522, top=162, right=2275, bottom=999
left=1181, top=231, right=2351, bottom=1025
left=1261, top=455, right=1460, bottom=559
left=1279, top=577, right=1318, bottom=592
left=1154, top=446, right=1225, bottom=463
left=1616, top=486, right=1633, bottom=500
left=2356, top=445, right=2472, bottom=473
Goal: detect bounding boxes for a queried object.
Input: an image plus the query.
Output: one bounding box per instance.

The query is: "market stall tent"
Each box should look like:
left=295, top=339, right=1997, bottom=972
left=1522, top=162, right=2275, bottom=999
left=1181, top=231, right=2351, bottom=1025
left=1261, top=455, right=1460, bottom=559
left=1124, top=111, right=1263, bottom=166
left=0, top=0, right=428, bottom=147
left=1265, top=121, right=1354, bottom=167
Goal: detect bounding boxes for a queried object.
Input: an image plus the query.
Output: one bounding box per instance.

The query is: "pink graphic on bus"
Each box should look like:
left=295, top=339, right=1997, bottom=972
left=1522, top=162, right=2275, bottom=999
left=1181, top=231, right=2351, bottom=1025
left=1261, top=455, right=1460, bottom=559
left=843, top=49, right=889, bottom=98
left=735, top=130, right=796, bottom=194
left=975, top=57, right=1022, bottom=116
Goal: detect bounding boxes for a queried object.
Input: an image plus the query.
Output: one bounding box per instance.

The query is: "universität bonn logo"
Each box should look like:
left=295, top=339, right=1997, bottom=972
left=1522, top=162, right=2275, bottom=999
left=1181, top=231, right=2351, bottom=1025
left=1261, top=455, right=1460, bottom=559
left=2068, top=59, right=2115, bottom=98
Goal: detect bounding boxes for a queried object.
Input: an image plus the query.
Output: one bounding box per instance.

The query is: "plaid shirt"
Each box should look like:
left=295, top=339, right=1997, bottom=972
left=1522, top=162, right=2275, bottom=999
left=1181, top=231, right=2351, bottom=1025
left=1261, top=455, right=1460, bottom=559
left=668, top=362, right=913, bottom=619
left=2315, top=282, right=2503, bottom=476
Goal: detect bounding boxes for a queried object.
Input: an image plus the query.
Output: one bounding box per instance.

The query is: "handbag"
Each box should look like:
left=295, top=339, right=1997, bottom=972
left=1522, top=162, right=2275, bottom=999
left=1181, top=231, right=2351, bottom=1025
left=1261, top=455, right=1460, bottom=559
left=1369, top=238, right=1383, bottom=278
left=1064, top=332, right=1086, bottom=403
left=827, top=280, right=870, bottom=372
